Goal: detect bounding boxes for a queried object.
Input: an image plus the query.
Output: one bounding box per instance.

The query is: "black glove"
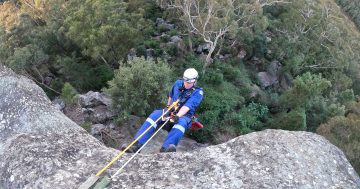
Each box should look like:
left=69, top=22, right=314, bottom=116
left=170, top=115, right=179, bottom=123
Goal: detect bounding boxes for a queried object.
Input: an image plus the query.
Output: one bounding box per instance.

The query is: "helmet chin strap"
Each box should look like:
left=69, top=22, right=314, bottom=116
left=181, top=80, right=197, bottom=91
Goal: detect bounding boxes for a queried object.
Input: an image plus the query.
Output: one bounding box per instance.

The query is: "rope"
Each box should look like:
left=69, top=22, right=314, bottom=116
left=95, top=99, right=179, bottom=177
left=111, top=118, right=171, bottom=179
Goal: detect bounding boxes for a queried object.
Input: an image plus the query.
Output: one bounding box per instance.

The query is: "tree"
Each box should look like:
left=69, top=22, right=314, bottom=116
left=317, top=102, right=360, bottom=174
left=160, top=0, right=288, bottom=72
left=65, top=0, right=142, bottom=67
left=280, top=72, right=332, bottom=108
left=161, top=0, right=239, bottom=71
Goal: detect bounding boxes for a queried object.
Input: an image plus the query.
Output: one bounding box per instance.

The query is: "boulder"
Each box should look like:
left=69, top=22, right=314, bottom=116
left=257, top=60, right=283, bottom=89
left=79, top=91, right=111, bottom=108
left=196, top=43, right=211, bottom=54
left=52, top=97, right=65, bottom=111
left=170, top=35, right=182, bottom=43
left=267, top=60, right=282, bottom=76
left=155, top=18, right=175, bottom=31
left=90, top=124, right=106, bottom=136
left=85, top=105, right=115, bottom=124
left=257, top=72, right=279, bottom=89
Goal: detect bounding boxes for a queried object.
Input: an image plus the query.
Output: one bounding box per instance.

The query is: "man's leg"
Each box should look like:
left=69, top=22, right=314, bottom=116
left=134, top=109, right=165, bottom=145
left=162, top=116, right=191, bottom=150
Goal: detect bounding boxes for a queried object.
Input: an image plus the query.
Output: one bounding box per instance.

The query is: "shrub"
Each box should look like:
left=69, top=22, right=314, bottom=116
left=306, top=96, right=345, bottom=132
left=225, top=102, right=268, bottom=133
left=280, top=72, right=332, bottom=108
left=189, top=110, right=219, bottom=143
left=268, top=107, right=306, bottom=131
left=203, top=70, right=224, bottom=85
left=164, top=44, right=177, bottom=57
left=58, top=56, right=113, bottom=92
left=105, top=57, right=172, bottom=119
left=144, top=40, right=160, bottom=49
left=60, top=82, right=78, bottom=106
left=317, top=113, right=360, bottom=174
left=80, top=121, right=92, bottom=132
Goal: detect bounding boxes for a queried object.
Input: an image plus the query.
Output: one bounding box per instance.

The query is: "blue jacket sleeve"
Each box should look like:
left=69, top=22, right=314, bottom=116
left=184, top=89, right=203, bottom=111
left=168, top=81, right=177, bottom=98
left=168, top=80, right=182, bottom=98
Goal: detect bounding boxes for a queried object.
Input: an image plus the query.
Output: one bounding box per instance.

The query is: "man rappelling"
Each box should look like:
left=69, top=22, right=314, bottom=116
left=122, top=68, right=204, bottom=153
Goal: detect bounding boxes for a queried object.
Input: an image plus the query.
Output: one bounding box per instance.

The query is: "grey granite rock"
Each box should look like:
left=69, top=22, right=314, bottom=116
left=0, top=65, right=359, bottom=189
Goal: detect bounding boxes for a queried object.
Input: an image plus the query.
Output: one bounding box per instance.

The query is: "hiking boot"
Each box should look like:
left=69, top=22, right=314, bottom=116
left=120, top=142, right=142, bottom=153
left=159, top=144, right=176, bottom=153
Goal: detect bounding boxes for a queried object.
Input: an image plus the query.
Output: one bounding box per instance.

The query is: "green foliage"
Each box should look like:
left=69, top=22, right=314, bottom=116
left=225, top=102, right=268, bottom=133
left=189, top=110, right=218, bottom=143
left=126, top=0, right=162, bottom=21
left=317, top=103, right=360, bottom=174
left=338, top=89, right=355, bottom=105
left=268, top=108, right=306, bottom=131
left=80, top=121, right=92, bottom=132
left=336, top=0, right=360, bottom=29
left=265, top=0, right=360, bottom=81
left=280, top=72, right=331, bottom=108
left=144, top=40, right=160, bottom=49
left=203, top=70, right=224, bottom=85
left=57, top=56, right=114, bottom=91
left=164, top=44, right=177, bottom=57
left=105, top=57, right=172, bottom=119
left=234, top=3, right=269, bottom=59
left=61, top=82, right=78, bottom=106
left=65, top=0, right=141, bottom=65
left=6, top=44, right=49, bottom=73
left=306, top=96, right=345, bottom=132
left=190, top=80, right=245, bottom=143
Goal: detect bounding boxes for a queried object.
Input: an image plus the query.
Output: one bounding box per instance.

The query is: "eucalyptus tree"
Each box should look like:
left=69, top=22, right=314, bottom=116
left=65, top=0, right=143, bottom=67
left=159, top=0, right=289, bottom=72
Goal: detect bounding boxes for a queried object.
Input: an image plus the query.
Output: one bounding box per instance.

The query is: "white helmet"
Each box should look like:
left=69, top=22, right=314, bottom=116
left=183, top=68, right=198, bottom=83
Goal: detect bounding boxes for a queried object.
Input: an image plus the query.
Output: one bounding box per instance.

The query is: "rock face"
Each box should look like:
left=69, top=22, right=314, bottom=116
left=0, top=65, right=359, bottom=189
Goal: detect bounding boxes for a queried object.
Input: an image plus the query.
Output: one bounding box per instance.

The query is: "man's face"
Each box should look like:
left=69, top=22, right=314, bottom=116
left=184, top=80, right=195, bottom=89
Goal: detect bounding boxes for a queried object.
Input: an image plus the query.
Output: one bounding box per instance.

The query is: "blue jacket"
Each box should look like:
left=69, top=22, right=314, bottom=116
left=168, top=80, right=203, bottom=117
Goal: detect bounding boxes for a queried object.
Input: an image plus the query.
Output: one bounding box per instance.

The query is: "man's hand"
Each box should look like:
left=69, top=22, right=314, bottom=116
left=170, top=115, right=179, bottom=123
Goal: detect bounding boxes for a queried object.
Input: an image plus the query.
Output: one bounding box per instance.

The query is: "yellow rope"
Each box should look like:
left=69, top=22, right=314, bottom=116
left=95, top=99, right=180, bottom=176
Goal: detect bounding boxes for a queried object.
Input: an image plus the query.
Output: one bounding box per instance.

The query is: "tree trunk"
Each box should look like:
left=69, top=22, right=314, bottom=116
left=188, top=32, right=193, bottom=52
left=202, top=45, right=215, bottom=74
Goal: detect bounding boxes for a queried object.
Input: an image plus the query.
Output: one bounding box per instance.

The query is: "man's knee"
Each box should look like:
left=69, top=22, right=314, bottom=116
left=172, top=124, right=186, bottom=134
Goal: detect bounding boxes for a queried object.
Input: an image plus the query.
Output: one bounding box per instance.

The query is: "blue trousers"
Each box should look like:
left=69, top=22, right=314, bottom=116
left=134, top=109, right=192, bottom=148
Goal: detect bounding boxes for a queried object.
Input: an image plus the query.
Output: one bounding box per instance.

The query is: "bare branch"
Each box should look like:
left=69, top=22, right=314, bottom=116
left=259, top=0, right=291, bottom=7
left=24, top=71, right=61, bottom=95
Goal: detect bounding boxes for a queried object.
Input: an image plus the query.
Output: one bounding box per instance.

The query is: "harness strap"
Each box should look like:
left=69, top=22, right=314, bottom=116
left=175, top=85, right=199, bottom=116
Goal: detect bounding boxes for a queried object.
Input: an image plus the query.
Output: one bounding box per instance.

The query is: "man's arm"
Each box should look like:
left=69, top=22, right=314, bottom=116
left=175, top=106, right=190, bottom=117
left=167, top=96, right=171, bottom=107
left=170, top=106, right=190, bottom=123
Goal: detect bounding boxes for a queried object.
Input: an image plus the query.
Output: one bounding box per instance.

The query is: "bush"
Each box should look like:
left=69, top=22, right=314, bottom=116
left=225, top=102, right=268, bottom=133
left=105, top=57, right=172, bottom=119
left=80, top=121, right=92, bottom=132
left=268, top=107, right=306, bottom=131
left=61, top=82, right=78, bottom=106
left=58, top=56, right=114, bottom=92
left=280, top=72, right=332, bottom=108
left=306, top=96, right=345, bottom=132
left=317, top=113, right=360, bottom=174
left=203, top=71, right=224, bottom=85
left=190, top=81, right=245, bottom=143
left=164, top=44, right=177, bottom=57
left=144, top=40, right=160, bottom=49
left=189, top=110, right=219, bottom=143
